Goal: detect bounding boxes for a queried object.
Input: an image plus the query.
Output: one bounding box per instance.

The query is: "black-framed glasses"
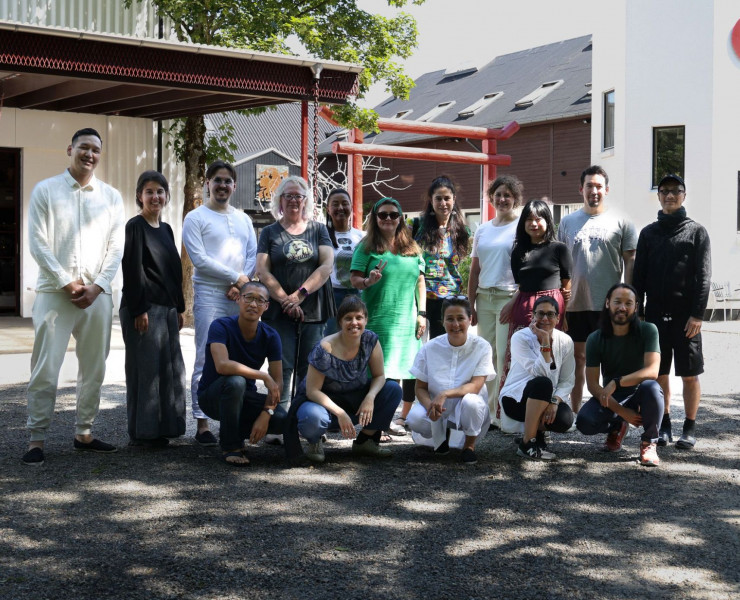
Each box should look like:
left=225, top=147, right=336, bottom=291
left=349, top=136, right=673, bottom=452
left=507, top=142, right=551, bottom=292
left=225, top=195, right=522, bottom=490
left=658, top=188, right=685, bottom=197
left=376, top=211, right=400, bottom=221
left=240, top=295, right=269, bottom=306
left=534, top=310, right=558, bottom=320
left=211, top=177, right=234, bottom=185
left=282, top=193, right=306, bottom=201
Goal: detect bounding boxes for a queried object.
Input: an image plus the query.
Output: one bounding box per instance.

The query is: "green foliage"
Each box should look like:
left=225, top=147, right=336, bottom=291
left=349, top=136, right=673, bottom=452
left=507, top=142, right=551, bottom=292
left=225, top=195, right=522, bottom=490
left=458, top=254, right=472, bottom=296
left=165, top=118, right=239, bottom=164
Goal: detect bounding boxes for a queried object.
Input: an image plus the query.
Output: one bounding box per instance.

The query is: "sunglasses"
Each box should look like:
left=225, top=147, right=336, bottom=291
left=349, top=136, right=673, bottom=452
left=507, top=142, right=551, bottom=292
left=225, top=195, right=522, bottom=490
left=376, top=211, right=400, bottom=221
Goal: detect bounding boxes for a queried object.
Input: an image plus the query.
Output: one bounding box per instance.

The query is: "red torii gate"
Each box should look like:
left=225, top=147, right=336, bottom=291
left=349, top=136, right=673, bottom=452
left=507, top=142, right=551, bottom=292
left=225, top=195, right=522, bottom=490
left=317, top=106, right=519, bottom=224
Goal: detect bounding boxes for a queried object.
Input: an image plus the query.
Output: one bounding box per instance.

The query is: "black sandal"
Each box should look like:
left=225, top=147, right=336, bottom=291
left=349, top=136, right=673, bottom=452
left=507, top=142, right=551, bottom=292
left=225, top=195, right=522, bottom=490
left=220, top=450, right=250, bottom=467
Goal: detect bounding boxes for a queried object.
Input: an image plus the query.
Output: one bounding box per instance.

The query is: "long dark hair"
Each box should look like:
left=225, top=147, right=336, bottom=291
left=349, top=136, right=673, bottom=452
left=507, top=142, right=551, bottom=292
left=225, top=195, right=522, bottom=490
left=416, top=175, right=469, bottom=257
left=325, top=188, right=351, bottom=249
left=514, top=199, right=556, bottom=250
left=599, top=283, right=641, bottom=338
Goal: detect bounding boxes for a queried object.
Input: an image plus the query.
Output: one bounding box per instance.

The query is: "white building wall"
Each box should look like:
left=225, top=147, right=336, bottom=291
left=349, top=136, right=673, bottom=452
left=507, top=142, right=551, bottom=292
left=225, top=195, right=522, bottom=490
left=592, top=0, right=740, bottom=288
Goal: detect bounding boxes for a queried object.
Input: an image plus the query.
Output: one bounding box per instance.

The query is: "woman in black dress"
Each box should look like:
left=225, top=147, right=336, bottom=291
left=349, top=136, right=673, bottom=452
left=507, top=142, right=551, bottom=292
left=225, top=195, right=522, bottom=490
left=120, top=171, right=186, bottom=447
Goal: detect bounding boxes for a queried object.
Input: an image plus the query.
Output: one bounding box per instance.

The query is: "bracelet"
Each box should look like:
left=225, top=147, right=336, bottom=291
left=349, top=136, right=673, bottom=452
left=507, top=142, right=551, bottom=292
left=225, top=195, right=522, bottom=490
left=540, top=346, right=552, bottom=353
left=418, top=311, right=427, bottom=318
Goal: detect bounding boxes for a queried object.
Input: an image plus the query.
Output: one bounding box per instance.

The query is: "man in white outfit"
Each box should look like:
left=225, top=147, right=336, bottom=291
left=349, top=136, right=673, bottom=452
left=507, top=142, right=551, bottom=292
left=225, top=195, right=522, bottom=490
left=182, top=160, right=257, bottom=445
left=23, top=128, right=125, bottom=466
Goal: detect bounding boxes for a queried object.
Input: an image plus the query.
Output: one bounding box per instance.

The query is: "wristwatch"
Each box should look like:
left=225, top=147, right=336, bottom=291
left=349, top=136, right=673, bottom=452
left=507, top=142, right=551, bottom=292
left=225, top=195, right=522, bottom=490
left=263, top=408, right=275, bottom=416
left=298, top=286, right=309, bottom=297
left=418, top=311, right=427, bottom=318
left=550, top=397, right=558, bottom=405
left=612, top=376, right=622, bottom=389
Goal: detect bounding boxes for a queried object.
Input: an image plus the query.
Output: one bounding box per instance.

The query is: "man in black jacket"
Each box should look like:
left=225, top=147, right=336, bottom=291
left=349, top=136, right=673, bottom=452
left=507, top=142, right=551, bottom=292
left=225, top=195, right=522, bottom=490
left=633, top=174, right=711, bottom=450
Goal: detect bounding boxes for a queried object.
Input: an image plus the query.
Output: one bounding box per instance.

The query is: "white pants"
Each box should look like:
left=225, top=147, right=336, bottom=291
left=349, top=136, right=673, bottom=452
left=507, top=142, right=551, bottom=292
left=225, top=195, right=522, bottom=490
left=191, top=284, right=240, bottom=420
left=27, top=292, right=113, bottom=441
left=406, top=393, right=490, bottom=450
left=475, top=287, right=514, bottom=424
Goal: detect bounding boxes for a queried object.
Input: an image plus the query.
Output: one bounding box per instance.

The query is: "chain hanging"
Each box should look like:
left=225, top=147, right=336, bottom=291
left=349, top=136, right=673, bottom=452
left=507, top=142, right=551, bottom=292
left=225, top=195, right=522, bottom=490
left=312, top=76, right=320, bottom=217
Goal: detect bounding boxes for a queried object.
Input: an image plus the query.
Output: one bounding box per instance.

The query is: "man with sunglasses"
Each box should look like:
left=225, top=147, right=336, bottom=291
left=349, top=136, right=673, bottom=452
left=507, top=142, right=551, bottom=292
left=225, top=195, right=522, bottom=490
left=633, top=174, right=711, bottom=450
left=197, top=281, right=284, bottom=466
left=183, top=160, right=257, bottom=447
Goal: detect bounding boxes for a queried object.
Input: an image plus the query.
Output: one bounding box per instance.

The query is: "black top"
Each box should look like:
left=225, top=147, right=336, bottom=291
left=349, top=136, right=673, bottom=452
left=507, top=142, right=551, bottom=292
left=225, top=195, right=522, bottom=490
left=121, top=215, right=185, bottom=316
left=511, top=241, right=572, bottom=292
left=257, top=220, right=334, bottom=323
left=633, top=208, right=711, bottom=320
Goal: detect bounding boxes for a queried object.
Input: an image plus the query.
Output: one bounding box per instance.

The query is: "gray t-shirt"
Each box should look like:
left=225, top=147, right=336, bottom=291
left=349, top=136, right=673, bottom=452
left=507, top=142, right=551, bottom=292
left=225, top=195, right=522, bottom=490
left=557, top=208, right=637, bottom=311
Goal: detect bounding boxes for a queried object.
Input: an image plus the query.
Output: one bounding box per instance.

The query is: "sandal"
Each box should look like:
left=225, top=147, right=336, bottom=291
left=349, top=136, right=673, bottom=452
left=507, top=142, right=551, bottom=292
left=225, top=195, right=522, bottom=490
left=379, top=433, right=393, bottom=444
left=387, top=419, right=407, bottom=437
left=220, top=450, right=250, bottom=467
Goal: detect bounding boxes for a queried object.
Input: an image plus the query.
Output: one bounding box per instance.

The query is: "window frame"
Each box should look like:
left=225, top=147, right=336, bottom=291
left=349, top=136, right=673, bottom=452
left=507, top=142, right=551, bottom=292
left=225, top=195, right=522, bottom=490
left=603, top=89, right=615, bottom=150
left=652, top=126, right=685, bottom=188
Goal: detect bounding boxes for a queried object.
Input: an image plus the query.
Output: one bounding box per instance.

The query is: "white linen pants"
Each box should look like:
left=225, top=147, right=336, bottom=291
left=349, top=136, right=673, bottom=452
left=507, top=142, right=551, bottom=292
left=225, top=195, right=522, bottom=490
left=406, top=393, right=490, bottom=450
left=27, top=292, right=113, bottom=441
left=475, top=287, right=513, bottom=424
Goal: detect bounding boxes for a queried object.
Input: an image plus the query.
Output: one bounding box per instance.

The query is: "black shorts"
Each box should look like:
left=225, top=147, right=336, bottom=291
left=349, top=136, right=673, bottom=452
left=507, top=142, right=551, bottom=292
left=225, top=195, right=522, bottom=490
left=651, top=316, right=704, bottom=377
left=565, top=311, right=601, bottom=343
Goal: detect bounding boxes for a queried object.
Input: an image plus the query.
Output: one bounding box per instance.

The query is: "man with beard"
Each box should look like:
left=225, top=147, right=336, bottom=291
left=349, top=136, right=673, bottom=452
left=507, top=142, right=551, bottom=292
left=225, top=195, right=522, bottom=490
left=183, top=160, right=257, bottom=446
left=576, top=284, right=664, bottom=466
left=633, top=174, right=710, bottom=450
left=557, top=165, right=637, bottom=414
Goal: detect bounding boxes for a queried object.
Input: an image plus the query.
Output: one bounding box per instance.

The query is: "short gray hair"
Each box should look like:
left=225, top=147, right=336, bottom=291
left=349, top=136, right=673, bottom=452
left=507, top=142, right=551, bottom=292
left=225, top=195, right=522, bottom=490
left=270, top=176, right=314, bottom=220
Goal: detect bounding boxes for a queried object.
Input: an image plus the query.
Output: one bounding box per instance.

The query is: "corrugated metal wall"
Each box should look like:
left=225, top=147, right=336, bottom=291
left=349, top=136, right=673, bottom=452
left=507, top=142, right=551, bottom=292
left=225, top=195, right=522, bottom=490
left=0, top=0, right=172, bottom=39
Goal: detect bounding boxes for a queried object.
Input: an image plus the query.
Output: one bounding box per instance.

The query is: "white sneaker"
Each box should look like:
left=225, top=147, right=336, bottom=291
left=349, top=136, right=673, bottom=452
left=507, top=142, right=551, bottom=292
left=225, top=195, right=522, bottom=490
left=387, top=419, right=407, bottom=436
left=264, top=434, right=284, bottom=446
left=305, top=440, right=325, bottom=463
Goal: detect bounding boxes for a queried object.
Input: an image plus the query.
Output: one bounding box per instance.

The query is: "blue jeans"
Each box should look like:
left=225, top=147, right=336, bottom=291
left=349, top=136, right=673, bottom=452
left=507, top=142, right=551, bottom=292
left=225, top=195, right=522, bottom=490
left=198, top=375, right=288, bottom=451
left=297, top=380, right=402, bottom=443
left=576, top=380, right=664, bottom=442
left=191, top=284, right=240, bottom=419
left=263, top=317, right=325, bottom=406
left=324, top=287, right=360, bottom=335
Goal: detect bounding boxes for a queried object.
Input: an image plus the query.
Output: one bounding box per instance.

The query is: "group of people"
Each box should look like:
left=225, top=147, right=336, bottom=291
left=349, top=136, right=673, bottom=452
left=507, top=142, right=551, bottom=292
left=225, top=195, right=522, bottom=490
left=22, top=128, right=711, bottom=471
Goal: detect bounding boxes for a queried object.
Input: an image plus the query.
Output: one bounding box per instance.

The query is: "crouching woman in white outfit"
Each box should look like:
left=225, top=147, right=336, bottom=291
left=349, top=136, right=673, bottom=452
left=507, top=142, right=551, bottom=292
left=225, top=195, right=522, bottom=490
left=406, top=296, right=494, bottom=464
left=500, top=295, right=575, bottom=460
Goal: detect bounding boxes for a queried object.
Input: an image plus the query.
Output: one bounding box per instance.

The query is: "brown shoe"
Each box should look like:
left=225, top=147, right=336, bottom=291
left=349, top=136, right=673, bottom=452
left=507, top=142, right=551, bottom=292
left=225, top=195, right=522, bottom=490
left=602, top=420, right=629, bottom=452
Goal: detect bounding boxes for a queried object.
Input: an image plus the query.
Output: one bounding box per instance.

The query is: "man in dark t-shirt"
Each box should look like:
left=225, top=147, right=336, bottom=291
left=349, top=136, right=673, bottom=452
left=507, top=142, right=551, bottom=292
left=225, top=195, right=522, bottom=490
left=198, top=281, right=285, bottom=466
left=576, top=284, right=664, bottom=467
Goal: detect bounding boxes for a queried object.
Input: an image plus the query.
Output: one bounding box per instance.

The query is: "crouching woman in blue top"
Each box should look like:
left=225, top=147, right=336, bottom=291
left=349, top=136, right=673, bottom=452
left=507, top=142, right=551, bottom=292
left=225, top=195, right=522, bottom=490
left=499, top=295, right=575, bottom=461
left=284, top=295, right=402, bottom=463
left=197, top=281, right=287, bottom=466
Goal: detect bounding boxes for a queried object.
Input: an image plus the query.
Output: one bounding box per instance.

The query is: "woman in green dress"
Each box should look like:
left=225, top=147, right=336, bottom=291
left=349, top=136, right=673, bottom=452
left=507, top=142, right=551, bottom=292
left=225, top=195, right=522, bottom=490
left=350, top=198, right=426, bottom=437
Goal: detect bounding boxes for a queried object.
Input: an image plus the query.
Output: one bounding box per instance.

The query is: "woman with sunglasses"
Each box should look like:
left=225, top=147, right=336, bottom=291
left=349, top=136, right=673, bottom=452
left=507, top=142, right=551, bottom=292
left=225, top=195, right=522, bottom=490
left=409, top=175, right=470, bottom=340
left=120, top=171, right=186, bottom=447
left=467, top=175, right=523, bottom=426
left=499, top=295, right=575, bottom=460
left=499, top=199, right=572, bottom=397
left=284, top=295, right=403, bottom=463
left=324, top=188, right=364, bottom=335
left=406, top=296, right=494, bottom=464
left=350, top=198, right=426, bottom=437
left=256, top=176, right=335, bottom=425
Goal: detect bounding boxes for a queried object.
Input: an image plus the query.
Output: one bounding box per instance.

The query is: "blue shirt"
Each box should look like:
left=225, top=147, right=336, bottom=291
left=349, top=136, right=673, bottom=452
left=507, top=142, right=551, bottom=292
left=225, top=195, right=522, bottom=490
left=198, top=316, right=282, bottom=397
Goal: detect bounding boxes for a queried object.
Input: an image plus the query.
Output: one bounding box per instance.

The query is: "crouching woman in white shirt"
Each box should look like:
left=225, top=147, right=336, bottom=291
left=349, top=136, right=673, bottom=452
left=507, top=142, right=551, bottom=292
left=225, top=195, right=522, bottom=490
left=500, top=295, right=575, bottom=460
left=406, top=296, right=494, bottom=464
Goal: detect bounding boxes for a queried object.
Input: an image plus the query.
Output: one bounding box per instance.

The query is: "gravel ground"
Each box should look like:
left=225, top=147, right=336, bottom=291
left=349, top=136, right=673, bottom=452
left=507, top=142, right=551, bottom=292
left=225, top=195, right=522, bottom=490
left=1, top=327, right=739, bottom=600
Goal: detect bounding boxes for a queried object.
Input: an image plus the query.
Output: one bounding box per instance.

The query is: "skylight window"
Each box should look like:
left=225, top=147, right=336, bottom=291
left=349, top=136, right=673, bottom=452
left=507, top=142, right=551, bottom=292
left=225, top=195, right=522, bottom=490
left=458, top=93, right=503, bottom=118
left=392, top=109, right=413, bottom=119
left=417, top=101, right=456, bottom=122
left=514, top=80, right=564, bottom=108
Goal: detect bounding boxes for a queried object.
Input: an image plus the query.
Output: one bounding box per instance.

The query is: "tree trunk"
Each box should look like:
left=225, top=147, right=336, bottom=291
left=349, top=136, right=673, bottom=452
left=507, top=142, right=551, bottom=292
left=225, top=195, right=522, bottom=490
left=180, top=115, right=206, bottom=328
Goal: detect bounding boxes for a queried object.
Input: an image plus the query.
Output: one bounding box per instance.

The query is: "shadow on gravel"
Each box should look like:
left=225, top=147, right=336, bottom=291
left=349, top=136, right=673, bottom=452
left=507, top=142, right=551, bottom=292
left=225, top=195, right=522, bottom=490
left=1, top=384, right=738, bottom=600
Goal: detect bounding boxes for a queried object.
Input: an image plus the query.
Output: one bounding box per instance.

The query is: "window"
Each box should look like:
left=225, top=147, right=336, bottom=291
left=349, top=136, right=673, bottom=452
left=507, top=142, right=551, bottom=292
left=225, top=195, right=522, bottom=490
left=458, top=93, right=503, bottom=118
left=514, top=80, right=563, bottom=108
left=392, top=109, right=413, bottom=119
left=603, top=90, right=615, bottom=149
left=417, top=101, right=455, bottom=122
left=652, top=126, right=685, bottom=187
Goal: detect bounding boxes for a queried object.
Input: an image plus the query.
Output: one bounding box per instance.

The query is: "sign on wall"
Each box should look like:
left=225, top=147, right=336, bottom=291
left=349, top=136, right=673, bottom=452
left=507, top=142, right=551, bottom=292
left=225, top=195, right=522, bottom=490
left=256, top=164, right=289, bottom=204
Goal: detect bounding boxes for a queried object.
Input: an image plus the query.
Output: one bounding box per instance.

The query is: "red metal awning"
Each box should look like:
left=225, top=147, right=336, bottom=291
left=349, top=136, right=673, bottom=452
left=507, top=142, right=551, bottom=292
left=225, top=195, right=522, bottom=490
left=0, top=22, right=361, bottom=119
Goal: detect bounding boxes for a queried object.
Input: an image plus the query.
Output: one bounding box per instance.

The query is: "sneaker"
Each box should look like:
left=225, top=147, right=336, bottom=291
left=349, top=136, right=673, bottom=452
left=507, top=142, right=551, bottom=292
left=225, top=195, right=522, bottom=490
left=73, top=438, right=117, bottom=453
left=602, top=420, right=629, bottom=452
left=305, top=440, right=325, bottom=463
left=22, top=447, right=44, bottom=466
left=675, top=433, right=696, bottom=449
left=264, top=434, right=284, bottom=446
left=657, top=423, right=672, bottom=447
left=517, top=438, right=555, bottom=460
left=387, top=419, right=407, bottom=437
left=535, top=430, right=548, bottom=450
left=461, top=448, right=478, bottom=465
left=434, top=439, right=450, bottom=455
left=352, top=438, right=392, bottom=458
left=195, top=430, right=218, bottom=447
left=640, top=441, right=660, bottom=467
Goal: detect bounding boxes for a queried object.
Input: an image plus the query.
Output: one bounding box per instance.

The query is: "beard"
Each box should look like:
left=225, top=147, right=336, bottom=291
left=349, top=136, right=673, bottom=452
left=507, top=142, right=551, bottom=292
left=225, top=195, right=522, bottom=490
left=610, top=309, right=636, bottom=326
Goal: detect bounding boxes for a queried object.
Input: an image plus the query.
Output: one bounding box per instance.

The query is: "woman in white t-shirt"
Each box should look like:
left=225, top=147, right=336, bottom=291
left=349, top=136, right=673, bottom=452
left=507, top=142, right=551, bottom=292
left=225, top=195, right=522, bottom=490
left=467, top=175, right=523, bottom=425
left=324, top=188, right=364, bottom=335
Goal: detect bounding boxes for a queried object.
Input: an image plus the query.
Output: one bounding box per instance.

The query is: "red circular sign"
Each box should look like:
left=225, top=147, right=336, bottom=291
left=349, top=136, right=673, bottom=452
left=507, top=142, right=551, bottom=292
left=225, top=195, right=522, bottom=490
left=733, top=19, right=740, bottom=59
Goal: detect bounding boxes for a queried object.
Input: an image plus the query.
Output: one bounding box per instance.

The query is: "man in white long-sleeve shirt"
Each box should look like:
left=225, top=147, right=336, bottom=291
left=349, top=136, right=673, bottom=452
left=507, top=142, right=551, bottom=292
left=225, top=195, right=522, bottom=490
left=23, top=128, right=125, bottom=466
left=182, top=160, right=257, bottom=445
